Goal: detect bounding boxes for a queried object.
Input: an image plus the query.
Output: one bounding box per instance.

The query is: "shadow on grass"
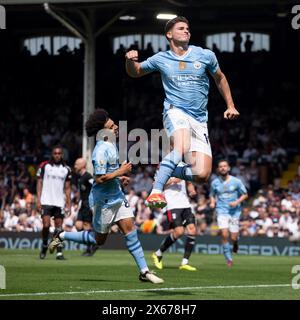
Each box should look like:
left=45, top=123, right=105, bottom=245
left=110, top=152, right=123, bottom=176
left=161, top=266, right=185, bottom=270
left=79, top=278, right=120, bottom=283
left=138, top=290, right=196, bottom=297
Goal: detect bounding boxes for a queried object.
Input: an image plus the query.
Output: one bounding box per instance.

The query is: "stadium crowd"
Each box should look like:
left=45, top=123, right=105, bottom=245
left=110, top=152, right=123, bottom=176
left=1, top=162, right=300, bottom=240
left=0, top=40, right=300, bottom=240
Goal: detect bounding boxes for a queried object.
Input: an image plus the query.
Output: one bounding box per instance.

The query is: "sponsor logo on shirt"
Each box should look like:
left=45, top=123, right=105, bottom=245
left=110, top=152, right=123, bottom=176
left=45, top=174, right=65, bottom=181
left=170, top=74, right=203, bottom=87
left=179, top=61, right=186, bottom=70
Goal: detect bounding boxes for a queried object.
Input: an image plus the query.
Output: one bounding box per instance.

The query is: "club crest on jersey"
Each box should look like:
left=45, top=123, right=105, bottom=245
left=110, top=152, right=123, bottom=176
left=193, top=61, right=201, bottom=69
left=179, top=61, right=186, bottom=70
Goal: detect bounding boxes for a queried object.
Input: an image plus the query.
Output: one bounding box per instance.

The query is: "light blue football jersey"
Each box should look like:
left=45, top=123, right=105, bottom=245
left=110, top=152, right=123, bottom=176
left=140, top=45, right=219, bottom=123
left=210, top=175, right=247, bottom=217
left=89, top=140, right=124, bottom=209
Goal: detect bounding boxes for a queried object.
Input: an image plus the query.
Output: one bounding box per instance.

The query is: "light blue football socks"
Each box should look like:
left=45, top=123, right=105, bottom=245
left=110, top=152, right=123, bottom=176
left=222, top=242, right=232, bottom=262
left=153, top=149, right=183, bottom=192
left=125, top=229, right=149, bottom=273
left=62, top=230, right=96, bottom=245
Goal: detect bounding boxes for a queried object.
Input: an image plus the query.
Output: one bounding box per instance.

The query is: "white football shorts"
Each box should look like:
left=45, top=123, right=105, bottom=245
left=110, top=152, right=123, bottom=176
left=91, top=200, right=134, bottom=234
left=163, top=107, right=212, bottom=157
left=217, top=214, right=240, bottom=233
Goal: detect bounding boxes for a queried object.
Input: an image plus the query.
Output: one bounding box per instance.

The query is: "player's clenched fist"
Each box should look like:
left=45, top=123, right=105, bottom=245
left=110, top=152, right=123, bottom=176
left=224, top=106, right=240, bottom=120
left=125, top=50, right=139, bottom=61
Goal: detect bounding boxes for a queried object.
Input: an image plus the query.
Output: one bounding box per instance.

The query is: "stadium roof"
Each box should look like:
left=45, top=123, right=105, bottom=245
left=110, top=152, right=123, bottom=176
left=1, top=0, right=295, bottom=36
left=1, top=0, right=136, bottom=4
left=1, top=0, right=296, bottom=7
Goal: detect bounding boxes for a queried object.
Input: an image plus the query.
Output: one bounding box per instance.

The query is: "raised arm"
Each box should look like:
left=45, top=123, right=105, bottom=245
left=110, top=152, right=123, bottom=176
left=125, top=50, right=149, bottom=78
left=210, top=68, right=240, bottom=120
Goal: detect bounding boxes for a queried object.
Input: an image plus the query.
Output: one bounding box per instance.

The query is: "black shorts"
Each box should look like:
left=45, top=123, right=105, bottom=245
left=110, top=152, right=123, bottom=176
left=41, top=205, right=64, bottom=219
left=76, top=206, right=93, bottom=223
left=166, top=207, right=195, bottom=229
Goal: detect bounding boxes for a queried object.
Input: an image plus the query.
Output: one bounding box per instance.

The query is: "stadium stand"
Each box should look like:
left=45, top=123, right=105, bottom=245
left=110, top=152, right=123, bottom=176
left=0, top=42, right=299, bottom=239
left=1, top=0, right=299, bottom=241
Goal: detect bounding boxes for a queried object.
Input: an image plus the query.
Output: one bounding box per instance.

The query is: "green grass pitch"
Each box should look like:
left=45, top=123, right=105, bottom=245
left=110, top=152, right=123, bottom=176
left=0, top=249, right=299, bottom=300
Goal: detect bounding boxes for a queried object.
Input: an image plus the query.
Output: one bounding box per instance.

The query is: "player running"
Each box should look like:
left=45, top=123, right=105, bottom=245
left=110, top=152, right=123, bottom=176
left=125, top=16, right=240, bottom=209
left=37, top=146, right=71, bottom=260
left=74, top=158, right=95, bottom=256
left=49, top=109, right=164, bottom=284
left=152, top=175, right=198, bottom=271
left=210, top=160, right=248, bottom=267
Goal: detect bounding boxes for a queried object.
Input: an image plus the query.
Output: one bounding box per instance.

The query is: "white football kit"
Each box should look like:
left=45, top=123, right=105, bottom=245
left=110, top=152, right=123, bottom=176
left=37, top=161, right=71, bottom=208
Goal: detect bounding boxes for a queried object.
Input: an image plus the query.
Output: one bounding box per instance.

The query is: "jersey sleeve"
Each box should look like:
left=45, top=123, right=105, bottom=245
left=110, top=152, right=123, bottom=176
left=237, top=179, right=248, bottom=195
left=36, top=161, right=47, bottom=178
left=206, top=50, right=219, bottom=74
left=65, top=166, right=72, bottom=181
left=140, top=53, right=160, bottom=72
left=93, top=147, right=108, bottom=175
left=87, top=173, right=94, bottom=185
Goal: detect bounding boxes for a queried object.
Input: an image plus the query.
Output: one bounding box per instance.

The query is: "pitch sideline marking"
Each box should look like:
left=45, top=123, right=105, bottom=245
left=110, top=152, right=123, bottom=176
left=0, top=284, right=292, bottom=297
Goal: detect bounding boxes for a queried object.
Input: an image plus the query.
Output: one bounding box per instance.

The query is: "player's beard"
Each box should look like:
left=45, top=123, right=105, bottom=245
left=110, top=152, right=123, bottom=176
left=53, top=158, right=62, bottom=164
left=220, top=171, right=229, bottom=178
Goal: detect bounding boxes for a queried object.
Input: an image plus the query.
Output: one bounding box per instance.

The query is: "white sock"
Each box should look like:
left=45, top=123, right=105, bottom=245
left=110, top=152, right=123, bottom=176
left=181, top=258, right=189, bottom=266
left=150, top=189, right=162, bottom=195
left=155, top=249, right=162, bottom=257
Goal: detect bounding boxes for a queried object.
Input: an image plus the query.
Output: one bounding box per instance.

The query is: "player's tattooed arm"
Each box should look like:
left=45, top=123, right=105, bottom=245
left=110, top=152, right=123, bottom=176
left=95, top=162, right=132, bottom=184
